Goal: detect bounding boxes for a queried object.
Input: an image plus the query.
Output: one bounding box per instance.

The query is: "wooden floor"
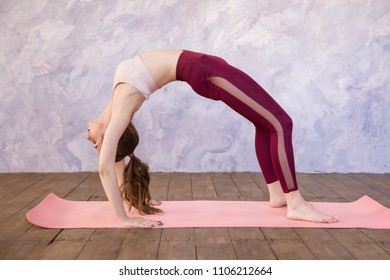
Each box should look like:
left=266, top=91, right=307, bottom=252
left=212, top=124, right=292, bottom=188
left=0, top=172, right=389, bottom=260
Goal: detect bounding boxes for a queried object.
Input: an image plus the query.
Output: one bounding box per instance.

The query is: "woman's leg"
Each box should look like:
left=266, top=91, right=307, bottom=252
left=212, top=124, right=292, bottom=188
left=255, top=126, right=287, bottom=207
left=208, top=76, right=298, bottom=193
left=206, top=75, right=337, bottom=223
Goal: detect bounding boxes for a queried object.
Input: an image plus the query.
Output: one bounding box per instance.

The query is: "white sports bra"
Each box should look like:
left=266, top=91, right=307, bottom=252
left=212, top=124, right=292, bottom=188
left=112, top=56, right=158, bottom=99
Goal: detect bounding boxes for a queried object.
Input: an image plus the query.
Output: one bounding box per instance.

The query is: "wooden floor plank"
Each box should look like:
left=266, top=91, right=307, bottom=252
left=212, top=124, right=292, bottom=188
left=55, top=228, right=96, bottom=243
left=330, top=174, right=387, bottom=205
left=294, top=173, right=320, bottom=202
left=0, top=173, right=86, bottom=259
left=117, top=229, right=161, bottom=260
left=149, top=172, right=170, bottom=201
left=195, top=228, right=237, bottom=260
left=191, top=172, right=217, bottom=200
left=297, top=173, right=342, bottom=202
left=327, top=229, right=390, bottom=260
left=167, top=172, right=192, bottom=201
left=0, top=240, right=48, bottom=260
left=229, top=228, right=276, bottom=259
left=0, top=173, right=90, bottom=243
left=261, top=228, right=316, bottom=260
left=233, top=239, right=277, bottom=260
left=0, top=173, right=91, bottom=260
left=191, top=171, right=239, bottom=260
left=366, top=173, right=390, bottom=187
left=359, top=229, right=390, bottom=255
left=228, top=227, right=265, bottom=241
left=0, top=173, right=46, bottom=203
left=45, top=173, right=102, bottom=259
left=65, top=172, right=101, bottom=201
left=249, top=172, right=270, bottom=198
left=348, top=173, right=390, bottom=197
left=37, top=240, right=88, bottom=260
left=0, top=173, right=68, bottom=223
left=159, top=173, right=196, bottom=259
left=17, top=173, right=91, bottom=259
left=158, top=228, right=196, bottom=260
left=49, top=228, right=96, bottom=260
left=294, top=228, right=355, bottom=260
left=309, top=173, right=363, bottom=202
left=211, top=172, right=242, bottom=201
left=231, top=172, right=266, bottom=201
left=77, top=229, right=129, bottom=260
left=0, top=172, right=388, bottom=260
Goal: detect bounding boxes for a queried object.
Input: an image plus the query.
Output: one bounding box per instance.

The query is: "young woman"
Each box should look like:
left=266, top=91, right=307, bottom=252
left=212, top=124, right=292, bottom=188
left=87, top=49, right=338, bottom=227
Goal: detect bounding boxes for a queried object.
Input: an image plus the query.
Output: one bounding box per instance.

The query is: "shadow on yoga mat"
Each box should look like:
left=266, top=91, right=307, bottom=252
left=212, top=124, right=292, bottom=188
left=27, top=193, right=390, bottom=229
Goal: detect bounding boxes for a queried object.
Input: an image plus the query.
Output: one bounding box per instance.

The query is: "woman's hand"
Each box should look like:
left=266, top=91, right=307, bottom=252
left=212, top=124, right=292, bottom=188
left=120, top=216, right=163, bottom=228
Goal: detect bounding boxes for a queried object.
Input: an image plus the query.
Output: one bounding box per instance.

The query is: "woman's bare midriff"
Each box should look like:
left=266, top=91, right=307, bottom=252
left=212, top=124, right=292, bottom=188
left=139, top=49, right=183, bottom=88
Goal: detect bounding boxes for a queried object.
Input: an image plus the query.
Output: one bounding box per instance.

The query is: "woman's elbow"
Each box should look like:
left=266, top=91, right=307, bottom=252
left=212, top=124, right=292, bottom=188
left=98, top=158, right=113, bottom=177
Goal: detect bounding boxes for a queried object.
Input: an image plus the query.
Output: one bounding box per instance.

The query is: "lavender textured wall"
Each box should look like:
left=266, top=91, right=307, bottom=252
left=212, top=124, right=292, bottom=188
left=0, top=0, right=389, bottom=173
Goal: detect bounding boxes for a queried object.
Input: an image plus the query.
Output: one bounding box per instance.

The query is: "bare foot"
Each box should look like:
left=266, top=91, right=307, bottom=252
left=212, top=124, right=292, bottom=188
left=285, top=190, right=338, bottom=223
left=267, top=181, right=287, bottom=207
left=287, top=201, right=338, bottom=223
left=270, top=196, right=287, bottom=208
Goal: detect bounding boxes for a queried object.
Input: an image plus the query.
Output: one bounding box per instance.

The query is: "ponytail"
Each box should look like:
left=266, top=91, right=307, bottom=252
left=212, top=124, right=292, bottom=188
left=116, top=122, right=162, bottom=215
left=120, top=154, right=163, bottom=215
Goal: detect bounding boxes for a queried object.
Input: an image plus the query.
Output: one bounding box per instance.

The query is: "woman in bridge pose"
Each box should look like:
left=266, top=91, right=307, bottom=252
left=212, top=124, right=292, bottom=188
left=87, top=49, right=338, bottom=227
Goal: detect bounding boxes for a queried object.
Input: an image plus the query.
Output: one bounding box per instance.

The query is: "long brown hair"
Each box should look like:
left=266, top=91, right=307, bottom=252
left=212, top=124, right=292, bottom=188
left=116, top=122, right=162, bottom=215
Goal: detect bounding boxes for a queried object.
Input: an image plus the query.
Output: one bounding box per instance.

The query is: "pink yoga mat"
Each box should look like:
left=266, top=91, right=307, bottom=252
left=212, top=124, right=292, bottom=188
left=27, top=193, right=390, bottom=229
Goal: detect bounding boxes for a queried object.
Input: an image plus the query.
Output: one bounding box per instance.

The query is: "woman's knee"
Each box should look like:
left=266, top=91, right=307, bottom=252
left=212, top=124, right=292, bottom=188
left=270, top=113, right=293, bottom=135
left=280, top=114, right=293, bottom=131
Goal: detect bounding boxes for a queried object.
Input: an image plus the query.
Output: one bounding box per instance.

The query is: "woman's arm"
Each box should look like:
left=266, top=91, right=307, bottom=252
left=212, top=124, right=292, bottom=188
left=115, top=159, right=125, bottom=187
left=87, top=100, right=113, bottom=152
left=98, top=99, right=113, bottom=126
left=98, top=84, right=162, bottom=227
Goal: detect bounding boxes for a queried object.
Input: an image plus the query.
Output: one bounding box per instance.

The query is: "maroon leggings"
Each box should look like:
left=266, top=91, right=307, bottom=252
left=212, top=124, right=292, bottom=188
left=176, top=50, right=298, bottom=193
